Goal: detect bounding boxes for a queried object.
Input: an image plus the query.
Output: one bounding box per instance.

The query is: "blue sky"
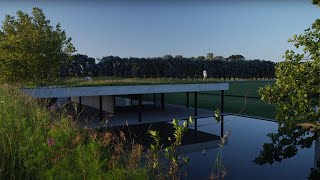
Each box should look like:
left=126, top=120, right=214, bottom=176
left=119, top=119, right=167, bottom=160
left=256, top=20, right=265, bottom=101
left=0, top=0, right=319, bottom=62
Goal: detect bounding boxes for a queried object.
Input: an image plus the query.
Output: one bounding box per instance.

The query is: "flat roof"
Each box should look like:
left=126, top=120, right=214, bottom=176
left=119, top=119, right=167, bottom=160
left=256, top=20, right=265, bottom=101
left=24, top=78, right=220, bottom=88
left=23, top=83, right=229, bottom=98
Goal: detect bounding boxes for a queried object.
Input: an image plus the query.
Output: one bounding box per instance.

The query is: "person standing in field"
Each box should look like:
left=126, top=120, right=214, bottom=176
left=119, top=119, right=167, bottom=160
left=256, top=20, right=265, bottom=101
left=203, top=70, right=207, bottom=81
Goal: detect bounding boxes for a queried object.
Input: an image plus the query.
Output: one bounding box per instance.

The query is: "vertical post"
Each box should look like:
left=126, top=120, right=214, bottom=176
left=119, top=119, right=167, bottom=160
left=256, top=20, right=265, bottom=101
left=194, top=92, right=198, bottom=117
left=194, top=92, right=198, bottom=137
left=161, top=93, right=165, bottom=111
left=220, top=90, right=225, bottom=137
left=78, top=96, right=82, bottom=117
left=138, top=94, right=142, bottom=122
left=99, top=96, right=103, bottom=121
left=186, top=92, right=189, bottom=108
left=113, top=95, right=116, bottom=114
left=315, top=141, right=320, bottom=170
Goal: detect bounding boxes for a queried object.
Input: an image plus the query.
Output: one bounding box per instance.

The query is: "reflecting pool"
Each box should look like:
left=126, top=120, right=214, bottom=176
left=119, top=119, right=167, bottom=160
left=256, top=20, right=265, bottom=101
left=184, top=115, right=315, bottom=179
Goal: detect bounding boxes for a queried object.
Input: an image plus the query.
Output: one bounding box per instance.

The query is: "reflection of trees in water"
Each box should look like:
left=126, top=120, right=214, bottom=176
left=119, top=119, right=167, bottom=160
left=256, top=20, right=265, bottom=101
left=254, top=123, right=317, bottom=165
left=254, top=122, right=320, bottom=179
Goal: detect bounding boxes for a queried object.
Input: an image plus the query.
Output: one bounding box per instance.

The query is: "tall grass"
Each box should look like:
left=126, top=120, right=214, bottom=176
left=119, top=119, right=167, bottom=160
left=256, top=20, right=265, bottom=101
left=0, top=84, right=148, bottom=179
left=0, top=84, right=191, bottom=179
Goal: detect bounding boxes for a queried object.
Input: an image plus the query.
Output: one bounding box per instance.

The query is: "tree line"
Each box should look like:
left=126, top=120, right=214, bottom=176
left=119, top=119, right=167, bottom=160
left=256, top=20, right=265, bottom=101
left=61, top=54, right=276, bottom=80
left=0, top=8, right=275, bottom=83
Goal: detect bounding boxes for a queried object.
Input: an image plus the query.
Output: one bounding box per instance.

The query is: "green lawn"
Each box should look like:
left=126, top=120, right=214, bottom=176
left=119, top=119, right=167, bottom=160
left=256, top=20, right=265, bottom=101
left=164, top=80, right=276, bottom=119
left=26, top=77, right=221, bottom=88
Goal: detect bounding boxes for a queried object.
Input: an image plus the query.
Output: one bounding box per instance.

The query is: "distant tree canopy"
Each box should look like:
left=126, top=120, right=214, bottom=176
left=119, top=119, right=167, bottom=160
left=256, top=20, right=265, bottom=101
left=227, top=54, right=245, bottom=61
left=61, top=54, right=97, bottom=77
left=0, top=7, right=75, bottom=84
left=61, top=54, right=276, bottom=80
left=206, top=53, right=214, bottom=60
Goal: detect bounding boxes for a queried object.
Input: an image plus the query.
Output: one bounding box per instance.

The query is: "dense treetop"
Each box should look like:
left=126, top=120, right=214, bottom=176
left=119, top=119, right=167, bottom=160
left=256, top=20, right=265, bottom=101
left=61, top=54, right=275, bottom=80
left=0, top=7, right=75, bottom=84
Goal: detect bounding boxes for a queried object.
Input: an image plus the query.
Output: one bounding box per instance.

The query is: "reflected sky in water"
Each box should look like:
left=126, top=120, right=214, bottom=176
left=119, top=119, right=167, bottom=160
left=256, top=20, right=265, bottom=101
left=184, top=116, right=315, bottom=179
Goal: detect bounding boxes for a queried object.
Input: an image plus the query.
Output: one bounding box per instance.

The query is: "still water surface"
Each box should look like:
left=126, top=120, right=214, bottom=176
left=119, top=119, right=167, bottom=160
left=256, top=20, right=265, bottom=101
left=184, top=116, right=315, bottom=179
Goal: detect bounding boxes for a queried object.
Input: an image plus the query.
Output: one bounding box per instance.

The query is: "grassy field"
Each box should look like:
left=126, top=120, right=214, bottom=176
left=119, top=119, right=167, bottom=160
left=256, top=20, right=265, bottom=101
left=164, top=80, right=276, bottom=119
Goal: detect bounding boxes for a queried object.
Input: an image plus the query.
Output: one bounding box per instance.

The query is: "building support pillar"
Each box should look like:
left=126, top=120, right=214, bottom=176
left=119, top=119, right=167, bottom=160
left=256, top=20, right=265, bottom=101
left=186, top=92, right=189, bottom=108
left=78, top=96, right=82, bottom=117
left=99, top=96, right=103, bottom=121
left=161, top=93, right=165, bottom=112
left=194, top=92, right=198, bottom=137
left=138, top=94, right=142, bottom=122
left=220, top=90, right=225, bottom=138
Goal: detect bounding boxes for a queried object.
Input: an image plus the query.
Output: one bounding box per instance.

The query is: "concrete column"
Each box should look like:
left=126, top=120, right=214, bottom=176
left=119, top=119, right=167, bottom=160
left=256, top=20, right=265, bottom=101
left=186, top=92, right=189, bottom=108
left=194, top=92, right=198, bottom=137
left=99, top=96, right=103, bottom=121
left=161, top=93, right=165, bottom=111
left=220, top=90, right=225, bottom=137
left=78, top=96, right=82, bottom=117
left=138, top=94, right=142, bottom=122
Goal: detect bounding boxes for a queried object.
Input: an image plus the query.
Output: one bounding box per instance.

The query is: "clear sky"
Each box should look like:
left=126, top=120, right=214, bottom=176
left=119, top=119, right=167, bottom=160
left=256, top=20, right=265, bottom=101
left=0, top=0, right=319, bottom=62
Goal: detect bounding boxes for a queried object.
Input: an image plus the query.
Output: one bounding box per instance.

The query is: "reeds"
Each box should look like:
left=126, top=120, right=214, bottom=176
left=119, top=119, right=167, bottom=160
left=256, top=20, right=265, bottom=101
left=0, top=84, right=148, bottom=179
left=0, top=84, right=192, bottom=179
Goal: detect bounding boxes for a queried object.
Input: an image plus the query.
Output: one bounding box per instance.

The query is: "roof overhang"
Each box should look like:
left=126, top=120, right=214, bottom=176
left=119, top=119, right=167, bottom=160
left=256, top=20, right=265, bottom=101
left=23, top=83, right=229, bottom=98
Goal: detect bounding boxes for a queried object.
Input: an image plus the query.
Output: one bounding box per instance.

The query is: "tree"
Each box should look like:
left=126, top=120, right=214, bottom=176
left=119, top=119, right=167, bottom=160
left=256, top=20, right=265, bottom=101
left=197, top=56, right=205, bottom=60
left=62, top=54, right=97, bottom=77
left=0, top=7, right=75, bottom=84
left=213, top=56, right=224, bottom=61
left=175, top=55, right=183, bottom=59
left=206, top=52, right=214, bottom=60
left=162, top=54, right=173, bottom=61
left=227, top=54, right=245, bottom=61
left=256, top=1, right=320, bottom=177
left=260, top=21, right=320, bottom=123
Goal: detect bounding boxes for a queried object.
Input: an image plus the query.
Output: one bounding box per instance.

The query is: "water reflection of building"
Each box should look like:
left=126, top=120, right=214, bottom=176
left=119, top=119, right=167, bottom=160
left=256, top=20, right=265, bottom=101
left=316, top=140, right=320, bottom=169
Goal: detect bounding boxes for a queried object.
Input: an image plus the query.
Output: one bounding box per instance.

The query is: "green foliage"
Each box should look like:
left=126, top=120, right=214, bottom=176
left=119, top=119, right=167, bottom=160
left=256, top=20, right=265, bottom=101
left=313, top=0, right=320, bottom=6
left=61, top=54, right=97, bottom=78
left=0, top=84, right=148, bottom=179
left=214, top=109, right=221, bottom=122
left=26, top=77, right=220, bottom=88
left=0, top=7, right=75, bottom=84
left=256, top=3, right=320, bottom=179
left=211, top=131, right=230, bottom=180
left=148, top=118, right=191, bottom=179
left=60, top=54, right=275, bottom=81
left=260, top=17, right=320, bottom=123
left=227, top=54, right=245, bottom=61
left=207, top=52, right=214, bottom=60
